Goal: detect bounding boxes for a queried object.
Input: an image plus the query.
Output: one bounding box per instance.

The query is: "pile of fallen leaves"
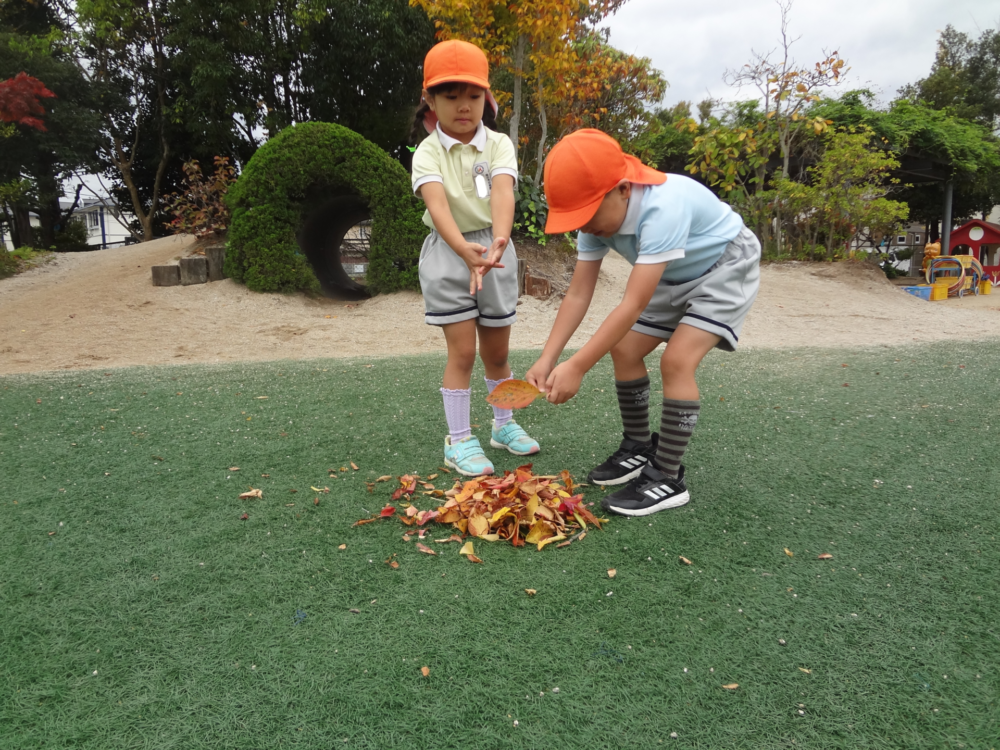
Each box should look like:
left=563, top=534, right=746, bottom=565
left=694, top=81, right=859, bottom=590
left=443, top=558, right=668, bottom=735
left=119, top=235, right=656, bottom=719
left=357, top=464, right=604, bottom=554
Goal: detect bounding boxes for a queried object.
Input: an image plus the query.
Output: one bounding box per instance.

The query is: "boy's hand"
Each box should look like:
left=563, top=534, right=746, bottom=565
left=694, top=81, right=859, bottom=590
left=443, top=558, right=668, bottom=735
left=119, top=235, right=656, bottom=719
left=544, top=361, right=584, bottom=404
left=525, top=358, right=555, bottom=392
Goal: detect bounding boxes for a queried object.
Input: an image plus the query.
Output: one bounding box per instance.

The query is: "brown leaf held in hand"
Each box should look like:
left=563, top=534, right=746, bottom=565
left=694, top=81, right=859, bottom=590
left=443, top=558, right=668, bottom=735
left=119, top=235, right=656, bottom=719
left=679, top=556, right=693, bottom=565
left=817, top=553, right=833, bottom=560
left=485, top=379, right=543, bottom=409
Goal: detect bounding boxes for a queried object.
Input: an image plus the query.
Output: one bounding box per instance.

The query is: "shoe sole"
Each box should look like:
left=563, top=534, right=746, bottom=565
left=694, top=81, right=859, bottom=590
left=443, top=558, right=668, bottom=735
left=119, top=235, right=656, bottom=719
left=490, top=438, right=540, bottom=456
left=444, top=457, right=493, bottom=477
left=603, top=490, right=690, bottom=516
left=587, top=465, right=645, bottom=486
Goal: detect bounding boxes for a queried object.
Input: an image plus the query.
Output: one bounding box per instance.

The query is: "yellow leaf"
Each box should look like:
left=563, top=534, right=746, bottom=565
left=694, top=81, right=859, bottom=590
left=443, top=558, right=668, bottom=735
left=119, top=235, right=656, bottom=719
left=537, top=534, right=566, bottom=551
left=784, top=548, right=794, bottom=557
left=798, top=668, right=812, bottom=674
left=679, top=556, right=692, bottom=565
left=481, top=533, right=500, bottom=542
left=485, top=379, right=543, bottom=409
left=376, top=475, right=391, bottom=482
left=722, top=683, right=739, bottom=690
left=490, top=507, right=511, bottom=525
left=338, top=544, right=346, bottom=550
left=525, top=519, right=550, bottom=545
left=239, top=488, right=263, bottom=499
left=607, top=568, right=617, bottom=579
left=525, top=589, right=537, bottom=596
left=459, top=541, right=475, bottom=556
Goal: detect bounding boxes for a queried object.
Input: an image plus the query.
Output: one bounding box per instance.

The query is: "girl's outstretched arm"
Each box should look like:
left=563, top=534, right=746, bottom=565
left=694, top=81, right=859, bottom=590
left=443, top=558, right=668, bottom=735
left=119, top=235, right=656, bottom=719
left=484, top=174, right=515, bottom=269
left=525, top=258, right=603, bottom=390
left=421, top=182, right=492, bottom=294
left=543, top=261, right=666, bottom=404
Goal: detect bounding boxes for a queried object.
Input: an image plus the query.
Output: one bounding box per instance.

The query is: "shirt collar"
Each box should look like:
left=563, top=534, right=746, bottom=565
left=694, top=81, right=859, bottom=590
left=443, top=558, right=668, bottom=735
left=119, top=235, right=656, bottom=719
left=436, top=121, right=487, bottom=152
left=617, top=184, right=646, bottom=236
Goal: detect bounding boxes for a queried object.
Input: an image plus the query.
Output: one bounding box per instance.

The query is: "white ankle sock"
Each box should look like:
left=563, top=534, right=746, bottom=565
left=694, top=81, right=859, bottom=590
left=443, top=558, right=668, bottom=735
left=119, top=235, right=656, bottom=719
left=440, top=387, right=472, bottom=441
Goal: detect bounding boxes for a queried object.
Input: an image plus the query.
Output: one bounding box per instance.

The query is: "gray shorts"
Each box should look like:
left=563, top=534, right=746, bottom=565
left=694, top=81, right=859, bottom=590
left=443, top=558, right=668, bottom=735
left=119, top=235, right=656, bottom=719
left=632, top=226, right=760, bottom=351
left=419, top=227, right=518, bottom=327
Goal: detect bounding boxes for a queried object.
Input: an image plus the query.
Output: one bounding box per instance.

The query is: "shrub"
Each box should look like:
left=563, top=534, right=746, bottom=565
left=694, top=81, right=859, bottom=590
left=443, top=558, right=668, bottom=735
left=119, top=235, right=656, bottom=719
left=225, top=122, right=426, bottom=295
left=163, top=157, right=237, bottom=238
left=0, top=248, right=16, bottom=278
left=52, top=217, right=89, bottom=252
left=514, top=181, right=548, bottom=246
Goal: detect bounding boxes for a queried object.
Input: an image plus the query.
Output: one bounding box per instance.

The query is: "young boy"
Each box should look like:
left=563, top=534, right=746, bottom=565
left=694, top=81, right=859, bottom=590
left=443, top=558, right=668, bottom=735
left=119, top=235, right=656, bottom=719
left=525, top=129, right=760, bottom=516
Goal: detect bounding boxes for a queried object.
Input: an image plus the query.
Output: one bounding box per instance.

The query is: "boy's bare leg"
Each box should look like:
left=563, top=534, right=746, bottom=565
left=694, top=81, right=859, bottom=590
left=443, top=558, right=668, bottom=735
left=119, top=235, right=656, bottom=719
left=610, top=330, right=662, bottom=380
left=654, top=323, right=721, bottom=478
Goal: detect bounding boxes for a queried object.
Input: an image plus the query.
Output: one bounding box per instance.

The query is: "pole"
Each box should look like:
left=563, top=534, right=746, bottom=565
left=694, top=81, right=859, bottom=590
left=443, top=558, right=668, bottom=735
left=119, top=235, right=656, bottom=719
left=942, top=179, right=953, bottom=255
left=99, top=207, right=107, bottom=249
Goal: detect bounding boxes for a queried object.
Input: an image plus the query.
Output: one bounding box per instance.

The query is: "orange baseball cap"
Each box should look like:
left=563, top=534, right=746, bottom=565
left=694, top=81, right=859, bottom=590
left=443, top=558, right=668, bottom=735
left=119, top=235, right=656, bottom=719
left=423, top=40, right=491, bottom=90
left=543, top=129, right=666, bottom=234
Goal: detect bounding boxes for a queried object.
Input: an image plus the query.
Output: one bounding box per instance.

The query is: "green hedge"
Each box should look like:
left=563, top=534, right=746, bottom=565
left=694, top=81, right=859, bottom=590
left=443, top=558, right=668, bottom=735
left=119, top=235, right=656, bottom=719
left=225, top=122, right=426, bottom=294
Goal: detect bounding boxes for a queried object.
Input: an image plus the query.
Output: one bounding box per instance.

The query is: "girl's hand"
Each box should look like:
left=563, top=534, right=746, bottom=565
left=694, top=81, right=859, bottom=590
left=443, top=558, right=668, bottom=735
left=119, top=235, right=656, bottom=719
left=484, top=236, right=507, bottom=270
left=525, top=357, right=555, bottom=392
left=455, top=241, right=490, bottom=269
left=544, top=361, right=584, bottom=404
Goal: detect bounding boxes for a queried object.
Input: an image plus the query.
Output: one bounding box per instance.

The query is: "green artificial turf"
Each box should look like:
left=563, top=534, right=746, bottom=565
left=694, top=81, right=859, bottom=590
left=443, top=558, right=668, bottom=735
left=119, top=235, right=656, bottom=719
left=1, top=343, right=998, bottom=749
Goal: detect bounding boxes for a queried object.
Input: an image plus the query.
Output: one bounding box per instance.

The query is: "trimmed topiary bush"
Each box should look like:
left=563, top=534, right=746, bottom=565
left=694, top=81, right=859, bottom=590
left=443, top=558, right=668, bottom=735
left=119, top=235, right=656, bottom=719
left=225, top=122, right=426, bottom=295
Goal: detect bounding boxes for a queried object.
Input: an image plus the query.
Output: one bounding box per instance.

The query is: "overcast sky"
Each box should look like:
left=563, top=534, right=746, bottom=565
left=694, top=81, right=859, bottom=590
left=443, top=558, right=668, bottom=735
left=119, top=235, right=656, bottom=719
left=604, top=0, right=998, bottom=110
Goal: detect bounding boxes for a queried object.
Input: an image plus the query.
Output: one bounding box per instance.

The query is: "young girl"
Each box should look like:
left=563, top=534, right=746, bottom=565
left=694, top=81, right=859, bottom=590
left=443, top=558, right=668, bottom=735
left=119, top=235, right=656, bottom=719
left=526, top=129, right=760, bottom=516
left=410, top=39, right=540, bottom=476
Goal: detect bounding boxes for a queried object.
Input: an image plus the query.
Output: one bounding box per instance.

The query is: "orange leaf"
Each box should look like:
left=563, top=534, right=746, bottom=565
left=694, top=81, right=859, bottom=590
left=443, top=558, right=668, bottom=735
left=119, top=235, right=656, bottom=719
left=466, top=554, right=483, bottom=563
left=421, top=666, right=430, bottom=677
left=485, top=379, right=543, bottom=409
left=350, top=462, right=359, bottom=470
left=352, top=518, right=378, bottom=527
left=416, top=543, right=437, bottom=555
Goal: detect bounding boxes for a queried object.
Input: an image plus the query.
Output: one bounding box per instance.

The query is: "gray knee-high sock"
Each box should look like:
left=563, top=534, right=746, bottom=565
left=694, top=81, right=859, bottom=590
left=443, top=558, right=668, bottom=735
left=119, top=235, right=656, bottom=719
left=616, top=376, right=651, bottom=444
left=655, top=398, right=700, bottom=479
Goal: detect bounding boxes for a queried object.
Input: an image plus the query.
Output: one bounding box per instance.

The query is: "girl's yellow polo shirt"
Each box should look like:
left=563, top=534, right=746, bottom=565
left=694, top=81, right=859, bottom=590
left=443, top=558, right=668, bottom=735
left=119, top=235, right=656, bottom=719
left=411, top=122, right=518, bottom=233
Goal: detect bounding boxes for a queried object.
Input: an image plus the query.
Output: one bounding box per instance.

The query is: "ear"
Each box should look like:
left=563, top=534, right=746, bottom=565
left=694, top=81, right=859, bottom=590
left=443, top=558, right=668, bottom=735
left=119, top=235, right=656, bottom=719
left=617, top=179, right=632, bottom=199
left=422, top=89, right=436, bottom=112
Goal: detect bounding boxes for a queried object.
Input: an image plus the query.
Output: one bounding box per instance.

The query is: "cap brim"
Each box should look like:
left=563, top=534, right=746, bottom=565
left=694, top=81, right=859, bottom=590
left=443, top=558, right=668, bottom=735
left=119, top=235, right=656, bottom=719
left=544, top=197, right=604, bottom=234
left=423, top=74, right=490, bottom=90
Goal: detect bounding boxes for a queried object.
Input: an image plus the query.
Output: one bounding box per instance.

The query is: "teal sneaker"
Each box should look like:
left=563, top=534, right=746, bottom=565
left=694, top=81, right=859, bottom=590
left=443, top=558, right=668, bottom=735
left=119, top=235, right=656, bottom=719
left=490, top=420, right=540, bottom=456
left=444, top=435, right=494, bottom=477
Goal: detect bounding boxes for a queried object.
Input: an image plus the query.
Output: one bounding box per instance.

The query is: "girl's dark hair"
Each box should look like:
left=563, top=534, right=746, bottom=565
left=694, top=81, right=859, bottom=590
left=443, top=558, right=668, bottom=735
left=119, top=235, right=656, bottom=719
left=409, top=82, right=497, bottom=145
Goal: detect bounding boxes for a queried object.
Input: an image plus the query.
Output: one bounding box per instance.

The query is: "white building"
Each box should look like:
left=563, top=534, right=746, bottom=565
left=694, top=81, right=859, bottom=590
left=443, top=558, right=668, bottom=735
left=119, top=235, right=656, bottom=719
left=2, top=196, right=136, bottom=251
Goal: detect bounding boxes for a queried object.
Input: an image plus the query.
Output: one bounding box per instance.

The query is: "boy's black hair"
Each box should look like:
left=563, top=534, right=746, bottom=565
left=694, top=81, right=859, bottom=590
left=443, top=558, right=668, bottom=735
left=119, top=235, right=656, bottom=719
left=409, top=82, right=497, bottom=145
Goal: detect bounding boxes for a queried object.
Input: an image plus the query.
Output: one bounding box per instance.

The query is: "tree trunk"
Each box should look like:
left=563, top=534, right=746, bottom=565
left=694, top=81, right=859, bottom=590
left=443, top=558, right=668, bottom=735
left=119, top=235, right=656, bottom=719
left=10, top=204, right=33, bottom=248
left=532, top=75, right=547, bottom=187
left=509, top=35, right=526, bottom=164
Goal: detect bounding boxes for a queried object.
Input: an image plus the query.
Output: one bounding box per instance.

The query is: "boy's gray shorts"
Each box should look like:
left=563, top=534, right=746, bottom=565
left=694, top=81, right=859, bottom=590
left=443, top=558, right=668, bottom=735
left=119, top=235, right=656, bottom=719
left=632, top=226, right=761, bottom=352
left=419, top=227, right=518, bottom=327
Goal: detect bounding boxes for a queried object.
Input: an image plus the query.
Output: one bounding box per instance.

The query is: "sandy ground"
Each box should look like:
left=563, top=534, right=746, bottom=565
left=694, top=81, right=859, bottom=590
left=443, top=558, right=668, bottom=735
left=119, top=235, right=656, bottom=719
left=2, top=234, right=999, bottom=376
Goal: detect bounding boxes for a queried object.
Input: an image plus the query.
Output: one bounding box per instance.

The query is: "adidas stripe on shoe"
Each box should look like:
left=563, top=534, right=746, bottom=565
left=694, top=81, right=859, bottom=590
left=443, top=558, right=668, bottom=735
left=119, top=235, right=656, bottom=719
left=601, top=464, right=689, bottom=517
left=587, top=433, right=658, bottom=486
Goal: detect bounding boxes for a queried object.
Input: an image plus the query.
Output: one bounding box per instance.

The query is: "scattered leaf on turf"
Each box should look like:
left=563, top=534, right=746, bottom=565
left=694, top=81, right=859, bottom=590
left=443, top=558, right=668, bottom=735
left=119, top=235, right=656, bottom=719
left=416, top=543, right=437, bottom=555
left=486, top=379, right=544, bottom=409
left=229, top=466, right=240, bottom=471
left=784, top=548, right=794, bottom=557
left=338, top=544, right=346, bottom=550
left=240, top=513, right=248, bottom=520
left=352, top=518, right=378, bottom=527
left=525, top=589, right=537, bottom=596
left=435, top=535, right=464, bottom=544
left=459, top=541, right=475, bottom=556
left=350, top=462, right=359, bottom=470
left=310, top=486, right=329, bottom=493
left=466, top=554, right=483, bottom=563
left=438, top=467, right=451, bottom=474
left=607, top=568, right=617, bottom=578
left=376, top=475, right=392, bottom=482
left=679, top=556, right=693, bottom=565
left=239, top=488, right=263, bottom=499
left=421, top=666, right=430, bottom=677
left=427, top=474, right=438, bottom=480
left=349, top=609, right=360, bottom=614
left=818, top=553, right=833, bottom=560
left=799, top=668, right=812, bottom=673
left=314, top=497, right=319, bottom=506
left=722, top=683, right=739, bottom=690
left=380, top=505, right=396, bottom=518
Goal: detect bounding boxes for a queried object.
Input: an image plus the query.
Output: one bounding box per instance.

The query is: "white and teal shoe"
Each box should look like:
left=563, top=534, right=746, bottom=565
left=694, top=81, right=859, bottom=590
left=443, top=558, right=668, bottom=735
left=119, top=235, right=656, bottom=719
left=490, top=420, right=540, bottom=456
left=444, top=435, right=495, bottom=477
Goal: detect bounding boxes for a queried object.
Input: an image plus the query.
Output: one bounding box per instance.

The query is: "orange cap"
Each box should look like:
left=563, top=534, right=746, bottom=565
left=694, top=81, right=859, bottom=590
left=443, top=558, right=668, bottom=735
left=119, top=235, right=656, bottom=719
left=423, top=40, right=490, bottom=90
left=543, top=129, right=666, bottom=234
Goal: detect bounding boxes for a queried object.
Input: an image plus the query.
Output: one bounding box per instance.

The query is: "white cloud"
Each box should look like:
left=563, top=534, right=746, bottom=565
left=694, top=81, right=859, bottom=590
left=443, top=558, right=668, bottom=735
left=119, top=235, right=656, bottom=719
left=604, top=0, right=996, bottom=109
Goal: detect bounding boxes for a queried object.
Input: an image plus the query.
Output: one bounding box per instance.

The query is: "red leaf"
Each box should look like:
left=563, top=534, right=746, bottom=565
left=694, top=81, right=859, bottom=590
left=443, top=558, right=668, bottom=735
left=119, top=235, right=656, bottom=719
left=0, top=73, right=56, bottom=131
left=380, top=505, right=396, bottom=518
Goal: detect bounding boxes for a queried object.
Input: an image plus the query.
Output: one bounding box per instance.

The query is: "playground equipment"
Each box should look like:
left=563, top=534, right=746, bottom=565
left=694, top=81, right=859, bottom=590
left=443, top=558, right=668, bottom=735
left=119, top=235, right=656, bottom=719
left=925, top=255, right=985, bottom=298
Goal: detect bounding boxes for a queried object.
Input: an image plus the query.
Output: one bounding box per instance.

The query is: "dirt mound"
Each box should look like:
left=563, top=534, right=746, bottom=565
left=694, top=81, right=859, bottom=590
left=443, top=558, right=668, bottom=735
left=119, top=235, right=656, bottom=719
left=2, top=237, right=1000, bottom=375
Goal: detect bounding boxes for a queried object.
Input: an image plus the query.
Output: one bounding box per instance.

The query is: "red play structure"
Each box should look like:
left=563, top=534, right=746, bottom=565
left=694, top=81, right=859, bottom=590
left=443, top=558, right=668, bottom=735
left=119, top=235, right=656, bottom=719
left=949, top=220, right=1000, bottom=283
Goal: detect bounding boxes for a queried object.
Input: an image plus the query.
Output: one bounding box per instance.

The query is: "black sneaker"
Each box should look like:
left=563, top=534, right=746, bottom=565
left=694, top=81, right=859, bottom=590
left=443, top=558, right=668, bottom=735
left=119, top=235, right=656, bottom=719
left=587, top=433, right=658, bottom=486
left=601, top=464, right=689, bottom=516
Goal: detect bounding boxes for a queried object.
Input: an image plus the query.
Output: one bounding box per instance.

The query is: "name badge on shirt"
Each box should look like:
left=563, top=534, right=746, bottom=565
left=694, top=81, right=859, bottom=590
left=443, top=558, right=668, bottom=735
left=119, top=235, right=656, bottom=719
left=473, top=161, right=491, bottom=199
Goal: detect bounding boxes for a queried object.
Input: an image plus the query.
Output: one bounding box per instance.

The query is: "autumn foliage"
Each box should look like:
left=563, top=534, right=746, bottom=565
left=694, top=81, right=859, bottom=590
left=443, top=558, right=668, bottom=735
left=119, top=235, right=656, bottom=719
left=374, top=465, right=603, bottom=552
left=0, top=73, right=56, bottom=132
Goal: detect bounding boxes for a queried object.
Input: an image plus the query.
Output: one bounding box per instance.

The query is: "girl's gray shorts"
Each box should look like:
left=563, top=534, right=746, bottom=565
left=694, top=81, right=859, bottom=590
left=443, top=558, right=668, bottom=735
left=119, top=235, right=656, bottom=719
left=418, top=227, right=518, bottom=328
left=631, top=226, right=761, bottom=352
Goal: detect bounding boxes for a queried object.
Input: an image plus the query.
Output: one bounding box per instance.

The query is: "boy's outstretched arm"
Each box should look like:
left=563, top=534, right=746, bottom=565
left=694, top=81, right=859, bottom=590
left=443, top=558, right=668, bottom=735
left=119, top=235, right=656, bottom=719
left=525, top=258, right=603, bottom=390
left=540, top=261, right=666, bottom=404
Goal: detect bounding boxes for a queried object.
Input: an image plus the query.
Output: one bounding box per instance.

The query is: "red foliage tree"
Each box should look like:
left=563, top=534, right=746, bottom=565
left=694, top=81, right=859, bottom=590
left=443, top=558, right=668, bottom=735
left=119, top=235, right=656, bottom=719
left=0, top=72, right=57, bottom=131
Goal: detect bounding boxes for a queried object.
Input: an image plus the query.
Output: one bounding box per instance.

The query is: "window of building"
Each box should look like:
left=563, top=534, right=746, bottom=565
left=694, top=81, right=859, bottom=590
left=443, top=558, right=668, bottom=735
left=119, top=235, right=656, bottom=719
left=897, top=235, right=907, bottom=244
left=87, top=211, right=100, bottom=229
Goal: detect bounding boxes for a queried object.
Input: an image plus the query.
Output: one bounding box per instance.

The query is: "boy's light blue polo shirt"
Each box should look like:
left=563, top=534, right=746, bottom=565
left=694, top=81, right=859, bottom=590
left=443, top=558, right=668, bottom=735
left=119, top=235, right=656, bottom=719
left=576, top=174, right=744, bottom=282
